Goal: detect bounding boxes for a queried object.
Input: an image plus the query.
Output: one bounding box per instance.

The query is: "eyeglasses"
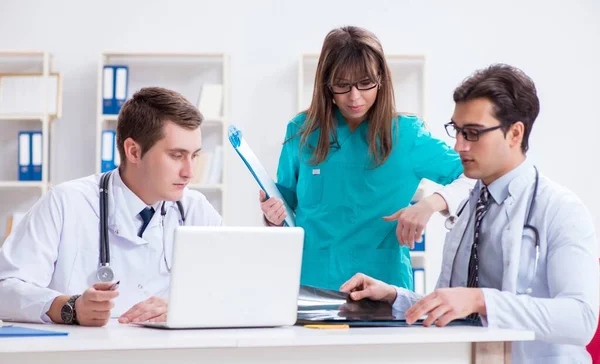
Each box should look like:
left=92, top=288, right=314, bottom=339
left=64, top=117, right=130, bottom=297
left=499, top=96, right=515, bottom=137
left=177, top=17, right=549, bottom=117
left=329, top=79, right=379, bottom=94
left=444, top=122, right=504, bottom=142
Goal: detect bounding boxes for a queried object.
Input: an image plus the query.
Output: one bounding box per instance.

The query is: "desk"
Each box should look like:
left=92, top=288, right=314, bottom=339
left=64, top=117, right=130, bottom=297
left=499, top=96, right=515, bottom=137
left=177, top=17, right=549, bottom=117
left=0, top=320, right=533, bottom=363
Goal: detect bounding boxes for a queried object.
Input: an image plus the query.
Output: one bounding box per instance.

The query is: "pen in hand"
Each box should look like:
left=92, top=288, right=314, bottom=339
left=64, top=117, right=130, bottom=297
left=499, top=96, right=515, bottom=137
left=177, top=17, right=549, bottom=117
left=109, top=281, right=120, bottom=291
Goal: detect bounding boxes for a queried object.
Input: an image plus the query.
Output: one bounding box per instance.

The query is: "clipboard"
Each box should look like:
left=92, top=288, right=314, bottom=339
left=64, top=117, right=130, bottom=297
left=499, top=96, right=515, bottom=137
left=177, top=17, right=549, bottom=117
left=228, top=125, right=296, bottom=227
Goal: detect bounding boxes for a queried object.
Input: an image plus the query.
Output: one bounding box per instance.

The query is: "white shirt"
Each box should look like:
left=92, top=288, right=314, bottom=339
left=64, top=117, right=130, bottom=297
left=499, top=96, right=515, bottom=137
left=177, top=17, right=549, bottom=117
left=0, top=169, right=222, bottom=323
left=392, top=163, right=599, bottom=364
left=450, top=160, right=532, bottom=289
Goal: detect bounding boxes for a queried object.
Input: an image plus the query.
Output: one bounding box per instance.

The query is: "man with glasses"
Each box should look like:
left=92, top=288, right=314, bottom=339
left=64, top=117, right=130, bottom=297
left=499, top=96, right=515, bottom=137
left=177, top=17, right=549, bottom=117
left=341, top=64, right=599, bottom=363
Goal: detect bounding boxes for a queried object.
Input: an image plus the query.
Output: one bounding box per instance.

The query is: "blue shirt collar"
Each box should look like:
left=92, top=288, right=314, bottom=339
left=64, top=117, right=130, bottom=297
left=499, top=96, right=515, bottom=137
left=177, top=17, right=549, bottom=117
left=485, top=159, right=532, bottom=204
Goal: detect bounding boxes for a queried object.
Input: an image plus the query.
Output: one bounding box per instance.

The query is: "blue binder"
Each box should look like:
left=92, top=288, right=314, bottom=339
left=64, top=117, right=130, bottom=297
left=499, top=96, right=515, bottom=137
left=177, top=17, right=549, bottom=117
left=412, top=268, right=425, bottom=294
left=102, top=65, right=129, bottom=115
left=114, top=65, right=129, bottom=113
left=18, top=131, right=32, bottom=181
left=412, top=232, right=425, bottom=252
left=101, top=130, right=116, bottom=172
left=102, top=65, right=116, bottom=115
left=0, top=325, right=68, bottom=337
left=30, top=131, right=43, bottom=181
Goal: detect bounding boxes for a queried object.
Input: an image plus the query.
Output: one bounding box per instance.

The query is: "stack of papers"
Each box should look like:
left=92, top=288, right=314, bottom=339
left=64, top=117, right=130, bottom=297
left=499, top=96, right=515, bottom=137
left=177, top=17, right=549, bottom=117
left=296, top=285, right=481, bottom=327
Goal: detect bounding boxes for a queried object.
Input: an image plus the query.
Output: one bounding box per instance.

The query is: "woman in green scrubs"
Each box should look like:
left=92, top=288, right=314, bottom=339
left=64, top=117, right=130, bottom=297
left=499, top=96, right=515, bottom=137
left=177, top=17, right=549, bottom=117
left=261, top=26, right=469, bottom=291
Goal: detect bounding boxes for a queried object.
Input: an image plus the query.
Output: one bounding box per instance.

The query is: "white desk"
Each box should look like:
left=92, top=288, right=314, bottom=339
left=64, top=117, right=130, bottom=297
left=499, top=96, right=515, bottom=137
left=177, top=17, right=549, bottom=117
left=0, top=320, right=533, bottom=364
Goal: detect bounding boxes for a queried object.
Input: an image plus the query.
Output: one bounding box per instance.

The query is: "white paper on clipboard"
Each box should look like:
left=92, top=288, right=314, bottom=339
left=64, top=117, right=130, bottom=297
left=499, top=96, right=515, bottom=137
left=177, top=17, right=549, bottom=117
left=228, top=125, right=296, bottom=227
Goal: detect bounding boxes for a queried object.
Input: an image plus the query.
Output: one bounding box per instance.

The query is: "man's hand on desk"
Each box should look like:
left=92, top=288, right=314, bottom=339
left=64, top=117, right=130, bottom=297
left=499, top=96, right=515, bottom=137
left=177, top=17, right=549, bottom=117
left=118, top=296, right=167, bottom=324
left=75, top=283, right=119, bottom=326
left=405, top=287, right=486, bottom=327
left=340, top=273, right=398, bottom=305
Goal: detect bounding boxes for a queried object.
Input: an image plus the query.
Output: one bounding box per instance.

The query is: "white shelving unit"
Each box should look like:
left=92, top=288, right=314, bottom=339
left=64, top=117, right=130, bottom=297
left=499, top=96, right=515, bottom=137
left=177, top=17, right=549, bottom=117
left=95, top=52, right=230, bottom=222
left=298, top=53, right=434, bottom=292
left=0, top=51, right=62, bottom=243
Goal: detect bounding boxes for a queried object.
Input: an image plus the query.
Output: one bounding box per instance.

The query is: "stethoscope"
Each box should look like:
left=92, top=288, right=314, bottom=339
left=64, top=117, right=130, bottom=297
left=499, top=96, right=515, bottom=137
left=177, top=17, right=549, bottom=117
left=444, top=167, right=540, bottom=294
left=97, top=170, right=185, bottom=282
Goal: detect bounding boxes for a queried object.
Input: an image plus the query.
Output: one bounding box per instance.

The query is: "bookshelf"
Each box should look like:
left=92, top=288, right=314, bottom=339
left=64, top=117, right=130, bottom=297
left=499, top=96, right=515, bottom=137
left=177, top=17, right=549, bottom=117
left=95, top=52, right=230, bottom=222
left=0, top=51, right=62, bottom=243
left=298, top=53, right=433, bottom=293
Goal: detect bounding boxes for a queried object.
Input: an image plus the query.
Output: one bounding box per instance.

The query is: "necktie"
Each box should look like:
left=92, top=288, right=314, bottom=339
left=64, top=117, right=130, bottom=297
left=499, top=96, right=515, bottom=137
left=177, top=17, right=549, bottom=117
left=466, top=185, right=491, bottom=321
left=467, top=185, right=491, bottom=288
left=138, top=207, right=155, bottom=238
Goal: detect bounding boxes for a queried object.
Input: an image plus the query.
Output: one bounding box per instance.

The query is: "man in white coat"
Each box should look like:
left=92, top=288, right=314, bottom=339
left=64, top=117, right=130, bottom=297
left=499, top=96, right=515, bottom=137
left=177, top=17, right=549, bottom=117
left=341, top=64, right=599, bottom=363
left=0, top=87, right=222, bottom=327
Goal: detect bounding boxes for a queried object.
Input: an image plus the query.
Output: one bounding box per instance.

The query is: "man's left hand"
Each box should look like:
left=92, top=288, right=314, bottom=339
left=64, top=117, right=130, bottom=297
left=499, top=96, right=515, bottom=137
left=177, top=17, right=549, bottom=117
left=118, top=296, right=168, bottom=324
left=405, top=287, right=485, bottom=327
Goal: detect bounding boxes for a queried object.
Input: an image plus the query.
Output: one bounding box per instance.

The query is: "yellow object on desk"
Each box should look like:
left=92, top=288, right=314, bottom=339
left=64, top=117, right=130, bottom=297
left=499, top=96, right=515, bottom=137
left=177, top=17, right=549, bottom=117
left=303, top=324, right=350, bottom=330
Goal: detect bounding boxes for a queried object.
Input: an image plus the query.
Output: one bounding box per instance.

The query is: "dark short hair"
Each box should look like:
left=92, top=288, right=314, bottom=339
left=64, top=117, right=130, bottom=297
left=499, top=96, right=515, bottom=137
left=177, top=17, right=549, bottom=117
left=453, top=64, right=539, bottom=153
left=116, top=87, right=203, bottom=163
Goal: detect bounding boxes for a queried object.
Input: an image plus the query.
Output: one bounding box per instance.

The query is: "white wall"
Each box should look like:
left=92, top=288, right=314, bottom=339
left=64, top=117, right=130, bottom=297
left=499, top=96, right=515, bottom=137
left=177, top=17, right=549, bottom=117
left=1, top=0, right=599, bottom=288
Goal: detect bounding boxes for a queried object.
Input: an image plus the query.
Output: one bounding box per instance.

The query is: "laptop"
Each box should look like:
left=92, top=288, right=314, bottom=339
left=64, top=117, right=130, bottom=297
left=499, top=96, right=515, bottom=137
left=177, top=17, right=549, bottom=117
left=137, top=226, right=304, bottom=329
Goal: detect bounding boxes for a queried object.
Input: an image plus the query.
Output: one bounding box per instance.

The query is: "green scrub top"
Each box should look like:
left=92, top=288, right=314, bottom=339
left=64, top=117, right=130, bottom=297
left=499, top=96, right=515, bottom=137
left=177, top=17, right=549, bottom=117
left=276, top=109, right=463, bottom=291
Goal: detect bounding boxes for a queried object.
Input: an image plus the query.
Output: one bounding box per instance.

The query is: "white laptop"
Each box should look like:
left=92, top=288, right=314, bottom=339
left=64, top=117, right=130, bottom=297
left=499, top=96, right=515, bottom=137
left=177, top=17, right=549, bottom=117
left=137, top=226, right=304, bottom=329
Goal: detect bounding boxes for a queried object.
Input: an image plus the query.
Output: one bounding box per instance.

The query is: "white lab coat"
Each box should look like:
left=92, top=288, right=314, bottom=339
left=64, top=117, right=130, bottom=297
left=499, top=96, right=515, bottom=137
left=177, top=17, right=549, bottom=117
left=0, top=171, right=222, bottom=323
left=395, top=166, right=599, bottom=363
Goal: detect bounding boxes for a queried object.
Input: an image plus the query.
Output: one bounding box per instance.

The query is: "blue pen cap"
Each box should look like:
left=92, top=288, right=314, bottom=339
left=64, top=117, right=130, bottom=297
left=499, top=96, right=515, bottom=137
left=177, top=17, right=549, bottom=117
left=228, top=125, right=242, bottom=148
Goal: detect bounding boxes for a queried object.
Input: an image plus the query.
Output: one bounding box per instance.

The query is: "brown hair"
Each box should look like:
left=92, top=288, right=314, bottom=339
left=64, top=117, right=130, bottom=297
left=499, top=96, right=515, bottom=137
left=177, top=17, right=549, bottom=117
left=453, top=64, right=539, bottom=153
left=300, top=26, right=396, bottom=166
left=116, top=87, right=203, bottom=163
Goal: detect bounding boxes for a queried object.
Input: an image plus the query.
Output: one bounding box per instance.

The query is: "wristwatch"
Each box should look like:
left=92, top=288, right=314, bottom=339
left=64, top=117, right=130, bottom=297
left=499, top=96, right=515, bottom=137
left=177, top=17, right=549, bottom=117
left=61, top=295, right=81, bottom=325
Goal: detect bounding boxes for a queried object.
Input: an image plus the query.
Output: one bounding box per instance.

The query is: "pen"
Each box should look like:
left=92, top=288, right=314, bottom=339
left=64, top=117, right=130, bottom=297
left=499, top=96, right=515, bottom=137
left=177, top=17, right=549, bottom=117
left=109, top=281, right=120, bottom=291
left=304, top=324, right=349, bottom=330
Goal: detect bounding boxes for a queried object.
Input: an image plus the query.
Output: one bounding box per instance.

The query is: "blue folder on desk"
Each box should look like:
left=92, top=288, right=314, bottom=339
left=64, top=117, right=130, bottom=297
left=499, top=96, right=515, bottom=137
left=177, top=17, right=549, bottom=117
left=0, top=325, right=68, bottom=337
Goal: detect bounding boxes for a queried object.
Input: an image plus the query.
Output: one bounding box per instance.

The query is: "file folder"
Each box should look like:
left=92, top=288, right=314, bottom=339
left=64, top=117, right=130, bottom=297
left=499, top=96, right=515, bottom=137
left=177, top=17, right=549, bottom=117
left=101, top=130, right=116, bottom=172
left=18, top=131, right=31, bottom=181
left=228, top=125, right=296, bottom=227
left=102, top=66, right=115, bottom=114
left=102, top=65, right=128, bottom=115
left=0, top=325, right=68, bottom=337
left=412, top=268, right=426, bottom=295
left=113, top=135, right=121, bottom=168
left=114, top=66, right=129, bottom=113
left=412, top=232, right=425, bottom=252
left=31, top=131, right=42, bottom=181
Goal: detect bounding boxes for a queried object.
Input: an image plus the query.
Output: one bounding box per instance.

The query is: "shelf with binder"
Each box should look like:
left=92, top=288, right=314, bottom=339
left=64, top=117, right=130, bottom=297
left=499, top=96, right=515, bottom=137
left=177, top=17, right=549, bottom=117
left=0, top=51, right=61, bottom=241
left=187, top=183, right=225, bottom=191
left=410, top=251, right=426, bottom=259
left=0, top=181, right=46, bottom=189
left=100, top=115, right=226, bottom=126
left=0, top=114, right=47, bottom=121
left=96, top=51, right=230, bottom=221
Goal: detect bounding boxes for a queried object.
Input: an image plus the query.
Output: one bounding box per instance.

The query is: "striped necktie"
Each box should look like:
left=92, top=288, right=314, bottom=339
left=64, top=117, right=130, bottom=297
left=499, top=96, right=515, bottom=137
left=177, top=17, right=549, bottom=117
left=466, top=185, right=491, bottom=321
left=467, top=185, right=491, bottom=288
